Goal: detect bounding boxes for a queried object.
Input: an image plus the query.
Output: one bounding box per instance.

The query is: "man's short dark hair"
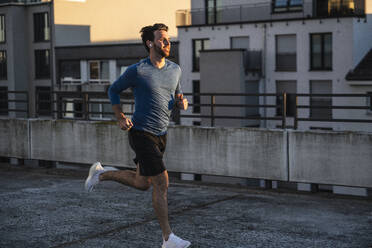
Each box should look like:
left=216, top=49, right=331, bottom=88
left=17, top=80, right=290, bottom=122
left=140, top=23, right=168, bottom=52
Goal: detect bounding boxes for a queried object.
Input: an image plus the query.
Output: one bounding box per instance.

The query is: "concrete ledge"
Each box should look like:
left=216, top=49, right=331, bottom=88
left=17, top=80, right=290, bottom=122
left=289, top=130, right=372, bottom=188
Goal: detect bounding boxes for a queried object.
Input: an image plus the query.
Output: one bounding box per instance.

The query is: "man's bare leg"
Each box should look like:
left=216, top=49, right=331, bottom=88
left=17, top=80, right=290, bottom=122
left=150, top=171, right=172, bottom=241
left=99, top=164, right=151, bottom=191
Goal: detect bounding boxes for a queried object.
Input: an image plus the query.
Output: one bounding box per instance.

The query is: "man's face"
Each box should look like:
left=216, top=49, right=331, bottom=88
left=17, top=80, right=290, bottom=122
left=152, top=30, right=170, bottom=58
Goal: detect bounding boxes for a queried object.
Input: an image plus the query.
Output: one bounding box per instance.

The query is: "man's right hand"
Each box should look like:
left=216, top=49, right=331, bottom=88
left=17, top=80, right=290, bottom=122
left=118, top=113, right=133, bottom=131
left=112, top=105, right=133, bottom=131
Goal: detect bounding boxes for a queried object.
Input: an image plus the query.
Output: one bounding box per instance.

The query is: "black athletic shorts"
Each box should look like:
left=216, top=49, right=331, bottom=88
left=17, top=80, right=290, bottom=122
left=128, top=128, right=167, bottom=176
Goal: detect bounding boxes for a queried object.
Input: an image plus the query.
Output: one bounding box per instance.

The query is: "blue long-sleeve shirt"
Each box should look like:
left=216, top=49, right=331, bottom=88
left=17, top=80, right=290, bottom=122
left=108, top=57, right=182, bottom=136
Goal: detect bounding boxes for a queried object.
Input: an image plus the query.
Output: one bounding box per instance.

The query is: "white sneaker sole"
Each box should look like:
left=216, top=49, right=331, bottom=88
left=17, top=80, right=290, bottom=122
left=162, top=242, right=191, bottom=248
left=85, top=162, right=102, bottom=192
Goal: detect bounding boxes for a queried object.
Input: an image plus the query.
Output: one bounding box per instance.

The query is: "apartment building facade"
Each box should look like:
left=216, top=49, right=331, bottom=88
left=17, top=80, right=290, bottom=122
left=0, top=0, right=52, bottom=118
left=176, top=0, right=372, bottom=132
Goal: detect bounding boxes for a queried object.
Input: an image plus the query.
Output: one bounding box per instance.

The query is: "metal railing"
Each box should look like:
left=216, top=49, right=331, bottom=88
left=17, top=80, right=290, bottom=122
left=176, top=0, right=365, bottom=26
left=2, top=90, right=372, bottom=130
left=179, top=92, right=372, bottom=128
left=0, top=90, right=29, bottom=117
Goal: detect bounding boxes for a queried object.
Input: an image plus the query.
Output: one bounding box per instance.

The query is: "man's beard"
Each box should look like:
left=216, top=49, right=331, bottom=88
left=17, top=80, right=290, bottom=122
left=154, top=43, right=170, bottom=58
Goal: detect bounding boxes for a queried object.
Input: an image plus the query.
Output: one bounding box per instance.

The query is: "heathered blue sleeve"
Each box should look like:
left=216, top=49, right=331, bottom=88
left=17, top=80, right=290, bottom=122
left=175, top=68, right=182, bottom=95
left=108, top=65, right=137, bottom=105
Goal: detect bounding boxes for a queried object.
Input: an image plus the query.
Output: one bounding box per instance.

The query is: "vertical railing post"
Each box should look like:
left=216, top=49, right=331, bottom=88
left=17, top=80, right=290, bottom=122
left=294, top=95, right=298, bottom=130
left=83, top=92, right=89, bottom=120
left=211, top=94, right=215, bottom=127
left=26, top=91, right=29, bottom=118
left=282, top=92, right=287, bottom=129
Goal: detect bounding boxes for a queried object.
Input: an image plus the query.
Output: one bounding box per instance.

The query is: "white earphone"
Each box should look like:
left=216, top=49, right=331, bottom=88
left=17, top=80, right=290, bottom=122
left=149, top=43, right=152, bottom=48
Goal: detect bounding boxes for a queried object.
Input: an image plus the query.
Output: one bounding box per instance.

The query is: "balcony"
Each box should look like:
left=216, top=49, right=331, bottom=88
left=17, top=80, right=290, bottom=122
left=176, top=0, right=365, bottom=26
left=315, top=0, right=365, bottom=17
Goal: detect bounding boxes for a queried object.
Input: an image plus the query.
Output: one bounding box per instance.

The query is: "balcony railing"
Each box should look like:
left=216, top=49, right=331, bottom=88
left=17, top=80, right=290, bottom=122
left=176, top=0, right=365, bottom=26
left=2, top=90, right=372, bottom=130
left=0, top=0, right=51, bottom=4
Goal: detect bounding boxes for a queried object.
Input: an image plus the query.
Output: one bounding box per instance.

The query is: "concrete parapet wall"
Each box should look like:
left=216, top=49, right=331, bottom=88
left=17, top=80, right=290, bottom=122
left=29, top=120, right=134, bottom=167
left=289, top=131, right=372, bottom=188
left=0, top=119, right=29, bottom=159
left=1, top=119, right=372, bottom=188
left=165, top=127, right=287, bottom=180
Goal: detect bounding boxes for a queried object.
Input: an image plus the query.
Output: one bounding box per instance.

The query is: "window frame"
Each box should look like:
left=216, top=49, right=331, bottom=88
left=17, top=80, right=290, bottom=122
left=0, top=50, right=7, bottom=80
left=89, top=98, right=113, bottom=120
left=275, top=34, right=297, bottom=72
left=192, top=80, right=200, bottom=114
left=35, top=86, right=51, bottom=117
left=0, top=86, right=8, bottom=116
left=88, top=60, right=110, bottom=84
left=272, top=0, right=303, bottom=13
left=205, top=0, right=222, bottom=24
left=192, top=39, right=209, bottom=72
left=0, top=14, right=6, bottom=44
left=310, top=32, right=333, bottom=71
left=309, top=80, right=333, bottom=120
left=275, top=80, right=297, bottom=117
left=35, top=49, right=51, bottom=79
left=33, top=12, right=50, bottom=43
left=367, top=92, right=372, bottom=113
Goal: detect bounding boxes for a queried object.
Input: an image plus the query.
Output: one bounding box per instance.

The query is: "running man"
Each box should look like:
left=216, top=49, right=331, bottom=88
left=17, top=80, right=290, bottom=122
left=84, top=23, right=191, bottom=248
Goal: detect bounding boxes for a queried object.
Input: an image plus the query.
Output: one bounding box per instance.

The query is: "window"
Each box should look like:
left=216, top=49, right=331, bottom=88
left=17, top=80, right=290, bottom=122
left=0, top=50, right=7, bottom=80
left=34, top=12, right=50, bottom=42
left=245, top=81, right=259, bottom=117
left=310, top=33, right=332, bottom=70
left=310, top=80, right=332, bottom=119
left=231, top=36, right=249, bottom=50
left=328, top=0, right=358, bottom=16
left=276, top=81, right=297, bottom=117
left=0, top=15, right=5, bottom=43
left=367, top=92, right=372, bottom=112
left=60, top=60, right=81, bottom=84
left=192, top=80, right=200, bottom=113
left=90, top=99, right=113, bottom=120
left=36, top=87, right=51, bottom=116
left=0, top=86, right=7, bottom=115
left=63, top=98, right=83, bottom=119
left=276, top=35, right=296, bottom=71
left=272, top=0, right=303, bottom=12
left=35, top=50, right=50, bottom=79
left=88, top=61, right=109, bottom=83
left=205, top=0, right=222, bottom=24
left=192, top=39, right=210, bottom=72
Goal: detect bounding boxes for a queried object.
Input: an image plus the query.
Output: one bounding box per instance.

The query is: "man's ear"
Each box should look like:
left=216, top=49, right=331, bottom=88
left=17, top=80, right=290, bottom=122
left=146, top=40, right=152, bottom=49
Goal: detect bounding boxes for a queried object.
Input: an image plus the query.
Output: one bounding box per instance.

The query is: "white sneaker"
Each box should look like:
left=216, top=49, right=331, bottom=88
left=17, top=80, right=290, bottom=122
left=84, top=162, right=117, bottom=192
left=162, top=233, right=191, bottom=248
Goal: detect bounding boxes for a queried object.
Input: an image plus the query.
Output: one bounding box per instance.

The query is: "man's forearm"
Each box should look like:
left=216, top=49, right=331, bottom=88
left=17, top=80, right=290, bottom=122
left=112, top=104, right=125, bottom=119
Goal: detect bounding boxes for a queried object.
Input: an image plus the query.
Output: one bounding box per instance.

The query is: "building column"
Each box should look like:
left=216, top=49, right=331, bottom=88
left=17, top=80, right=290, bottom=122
left=81, top=60, right=88, bottom=83
left=109, top=60, right=116, bottom=84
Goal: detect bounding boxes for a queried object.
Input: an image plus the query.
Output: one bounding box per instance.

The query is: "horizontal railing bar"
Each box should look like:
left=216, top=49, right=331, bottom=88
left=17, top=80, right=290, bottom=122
left=180, top=115, right=281, bottom=121
left=298, top=105, right=370, bottom=109
left=297, top=118, right=372, bottom=123
left=0, top=100, right=28, bottom=103
left=0, top=109, right=28, bottom=112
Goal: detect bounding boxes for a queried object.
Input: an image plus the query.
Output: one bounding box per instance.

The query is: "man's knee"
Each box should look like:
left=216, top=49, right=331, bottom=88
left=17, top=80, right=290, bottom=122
left=151, top=171, right=169, bottom=191
left=136, top=180, right=151, bottom=191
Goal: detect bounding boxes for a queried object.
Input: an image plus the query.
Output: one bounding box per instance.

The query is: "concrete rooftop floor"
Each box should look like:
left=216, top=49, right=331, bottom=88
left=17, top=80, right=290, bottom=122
left=0, top=164, right=372, bottom=248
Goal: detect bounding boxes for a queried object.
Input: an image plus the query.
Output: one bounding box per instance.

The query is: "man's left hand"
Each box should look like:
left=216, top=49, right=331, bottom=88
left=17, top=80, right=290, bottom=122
left=176, top=94, right=188, bottom=110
